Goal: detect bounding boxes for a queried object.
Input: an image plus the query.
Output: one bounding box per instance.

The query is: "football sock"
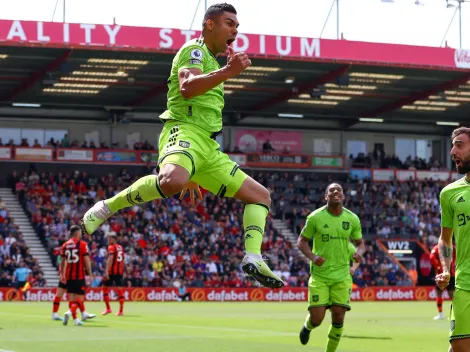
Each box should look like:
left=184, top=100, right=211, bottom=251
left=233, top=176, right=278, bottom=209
left=437, top=296, right=443, bottom=313
left=243, top=203, right=269, bottom=255
left=103, top=287, right=111, bottom=310
left=70, top=301, right=78, bottom=319
left=326, top=323, right=344, bottom=352
left=118, top=289, right=125, bottom=313
left=106, top=175, right=166, bottom=214
left=53, top=296, right=60, bottom=313
left=76, top=298, right=84, bottom=313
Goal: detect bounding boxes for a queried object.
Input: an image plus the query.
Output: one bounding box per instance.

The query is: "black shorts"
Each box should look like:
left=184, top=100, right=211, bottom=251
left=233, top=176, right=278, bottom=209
left=58, top=281, right=67, bottom=289
left=15, top=281, right=26, bottom=290
left=436, top=276, right=456, bottom=292
left=66, top=279, right=86, bottom=295
left=104, top=275, right=123, bottom=287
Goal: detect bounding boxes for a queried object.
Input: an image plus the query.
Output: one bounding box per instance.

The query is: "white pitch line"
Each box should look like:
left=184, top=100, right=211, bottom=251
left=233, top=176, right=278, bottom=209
left=0, top=335, right=211, bottom=343
left=0, top=349, right=15, bottom=352
left=0, top=311, right=297, bottom=337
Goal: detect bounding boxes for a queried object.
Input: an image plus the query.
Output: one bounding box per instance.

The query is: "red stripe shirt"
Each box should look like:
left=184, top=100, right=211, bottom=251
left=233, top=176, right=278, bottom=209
left=61, top=238, right=89, bottom=280
left=108, top=244, right=124, bottom=276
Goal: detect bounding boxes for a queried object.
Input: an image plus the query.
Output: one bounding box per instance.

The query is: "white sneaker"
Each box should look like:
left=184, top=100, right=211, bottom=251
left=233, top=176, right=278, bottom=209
left=74, top=319, right=84, bottom=326
left=82, top=200, right=113, bottom=234
left=82, top=312, right=96, bottom=321
left=52, top=313, right=63, bottom=321
left=63, top=311, right=71, bottom=326
left=434, top=312, right=444, bottom=320
left=241, top=253, right=284, bottom=289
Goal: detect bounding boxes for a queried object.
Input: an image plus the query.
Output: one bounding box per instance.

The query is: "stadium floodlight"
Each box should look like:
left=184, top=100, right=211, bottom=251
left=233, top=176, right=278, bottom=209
left=359, top=117, right=384, bottom=122
left=12, top=103, right=41, bottom=108
left=285, top=77, right=295, bottom=84
left=278, top=113, right=304, bottom=118
left=436, top=121, right=460, bottom=126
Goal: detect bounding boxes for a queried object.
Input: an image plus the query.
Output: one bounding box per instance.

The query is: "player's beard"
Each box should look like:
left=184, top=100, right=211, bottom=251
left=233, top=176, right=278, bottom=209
left=456, top=157, right=470, bottom=174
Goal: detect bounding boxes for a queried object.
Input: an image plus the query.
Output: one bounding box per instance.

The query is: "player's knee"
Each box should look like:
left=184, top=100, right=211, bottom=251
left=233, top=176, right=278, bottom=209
left=158, top=166, right=189, bottom=196
left=310, top=315, right=324, bottom=327
left=331, top=312, right=345, bottom=325
left=257, top=186, right=271, bottom=208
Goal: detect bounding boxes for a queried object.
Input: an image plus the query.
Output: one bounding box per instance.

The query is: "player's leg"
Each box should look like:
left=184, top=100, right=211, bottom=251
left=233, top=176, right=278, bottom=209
left=81, top=122, right=204, bottom=235
left=449, top=288, right=470, bottom=352
left=102, top=277, right=113, bottom=315
left=325, top=279, right=352, bottom=352
left=191, top=151, right=282, bottom=288
left=299, top=277, right=329, bottom=345
left=52, top=284, right=65, bottom=321
left=435, top=286, right=445, bottom=320
left=115, top=275, right=125, bottom=316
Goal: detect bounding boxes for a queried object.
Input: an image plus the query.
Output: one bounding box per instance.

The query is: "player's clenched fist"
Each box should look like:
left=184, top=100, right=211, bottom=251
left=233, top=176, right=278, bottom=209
left=435, top=271, right=450, bottom=290
left=313, top=255, right=326, bottom=267
left=226, top=46, right=251, bottom=76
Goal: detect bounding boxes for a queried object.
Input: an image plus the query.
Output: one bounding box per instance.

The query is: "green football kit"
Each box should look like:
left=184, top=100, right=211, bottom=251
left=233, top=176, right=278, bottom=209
left=301, top=205, right=363, bottom=310
left=439, top=176, right=470, bottom=342
left=158, top=38, right=247, bottom=197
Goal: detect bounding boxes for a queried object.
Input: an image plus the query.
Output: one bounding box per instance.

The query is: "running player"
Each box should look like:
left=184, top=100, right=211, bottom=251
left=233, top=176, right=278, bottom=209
left=436, top=127, right=470, bottom=351
left=430, top=243, right=455, bottom=320
left=80, top=3, right=283, bottom=289
left=60, top=225, right=92, bottom=326
left=298, top=183, right=363, bottom=352
left=51, top=253, right=96, bottom=321
left=102, top=232, right=125, bottom=316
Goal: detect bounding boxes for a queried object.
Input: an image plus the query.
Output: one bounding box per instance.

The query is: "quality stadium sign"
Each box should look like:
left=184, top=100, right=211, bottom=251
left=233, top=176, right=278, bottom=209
left=0, top=287, right=451, bottom=302
left=0, top=19, right=463, bottom=68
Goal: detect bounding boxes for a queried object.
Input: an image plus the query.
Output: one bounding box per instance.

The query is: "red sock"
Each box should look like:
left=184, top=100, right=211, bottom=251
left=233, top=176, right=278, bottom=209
left=437, top=296, right=443, bottom=313
left=70, top=301, right=78, bottom=319
left=103, top=287, right=111, bottom=310
left=68, top=301, right=72, bottom=310
left=76, top=298, right=85, bottom=313
left=53, top=296, right=61, bottom=313
left=118, top=289, right=124, bottom=313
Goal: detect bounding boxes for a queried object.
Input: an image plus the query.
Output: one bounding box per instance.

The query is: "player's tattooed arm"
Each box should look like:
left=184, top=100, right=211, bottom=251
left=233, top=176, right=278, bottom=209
left=438, top=227, right=453, bottom=274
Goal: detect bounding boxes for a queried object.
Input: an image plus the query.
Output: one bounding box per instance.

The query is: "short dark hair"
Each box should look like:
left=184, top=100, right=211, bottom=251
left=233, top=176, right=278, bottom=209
left=451, top=127, right=470, bottom=141
left=203, top=3, right=237, bottom=27
left=70, top=225, right=81, bottom=236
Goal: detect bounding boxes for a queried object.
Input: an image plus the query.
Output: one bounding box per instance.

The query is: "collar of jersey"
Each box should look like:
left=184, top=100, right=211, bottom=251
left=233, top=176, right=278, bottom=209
left=199, top=36, right=218, bottom=60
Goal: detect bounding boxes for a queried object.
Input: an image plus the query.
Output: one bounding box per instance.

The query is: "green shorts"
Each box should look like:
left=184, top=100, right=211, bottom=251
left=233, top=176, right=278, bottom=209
left=308, top=275, right=352, bottom=311
left=449, top=288, right=470, bottom=341
left=157, top=120, right=248, bottom=197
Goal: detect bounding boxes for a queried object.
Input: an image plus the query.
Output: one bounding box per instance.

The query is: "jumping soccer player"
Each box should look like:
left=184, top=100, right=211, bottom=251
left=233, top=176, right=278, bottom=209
left=436, top=127, right=470, bottom=352
left=102, top=232, right=125, bottom=316
left=60, top=225, right=92, bottom=326
left=297, top=183, right=363, bottom=352
left=80, top=3, right=283, bottom=289
left=430, top=243, right=455, bottom=320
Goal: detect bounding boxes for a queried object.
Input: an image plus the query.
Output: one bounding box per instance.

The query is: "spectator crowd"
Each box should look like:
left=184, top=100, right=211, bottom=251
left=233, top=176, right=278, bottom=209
left=0, top=167, right=448, bottom=290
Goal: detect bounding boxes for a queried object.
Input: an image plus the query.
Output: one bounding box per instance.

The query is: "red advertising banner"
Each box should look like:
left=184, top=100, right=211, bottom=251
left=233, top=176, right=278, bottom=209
left=0, top=20, right=462, bottom=68
left=235, top=129, right=303, bottom=153
left=0, top=286, right=450, bottom=302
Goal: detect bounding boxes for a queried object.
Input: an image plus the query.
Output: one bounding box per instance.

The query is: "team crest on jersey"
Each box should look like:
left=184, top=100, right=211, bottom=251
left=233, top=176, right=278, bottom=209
left=312, top=295, right=319, bottom=302
left=190, top=48, right=203, bottom=60
left=342, top=221, right=350, bottom=230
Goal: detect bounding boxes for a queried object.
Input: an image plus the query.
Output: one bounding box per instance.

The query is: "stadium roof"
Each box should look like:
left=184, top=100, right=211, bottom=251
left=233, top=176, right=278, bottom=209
left=0, top=19, right=469, bottom=134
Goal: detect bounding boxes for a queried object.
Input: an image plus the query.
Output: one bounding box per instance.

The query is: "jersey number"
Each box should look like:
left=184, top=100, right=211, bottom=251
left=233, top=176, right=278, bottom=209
left=65, top=249, right=79, bottom=263
left=117, top=251, right=123, bottom=262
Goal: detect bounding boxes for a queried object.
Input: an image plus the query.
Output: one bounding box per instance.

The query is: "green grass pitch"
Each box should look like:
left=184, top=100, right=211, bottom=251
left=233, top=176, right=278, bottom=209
left=0, top=301, right=450, bottom=351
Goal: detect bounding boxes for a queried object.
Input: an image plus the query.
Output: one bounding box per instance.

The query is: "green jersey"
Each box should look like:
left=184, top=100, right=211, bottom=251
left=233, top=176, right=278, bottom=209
left=301, top=205, right=362, bottom=281
left=439, top=176, right=470, bottom=290
left=160, top=38, right=224, bottom=133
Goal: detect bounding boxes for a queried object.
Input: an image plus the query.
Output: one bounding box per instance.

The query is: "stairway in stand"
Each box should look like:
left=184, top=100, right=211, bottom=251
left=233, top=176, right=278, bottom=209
left=0, top=188, right=58, bottom=287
